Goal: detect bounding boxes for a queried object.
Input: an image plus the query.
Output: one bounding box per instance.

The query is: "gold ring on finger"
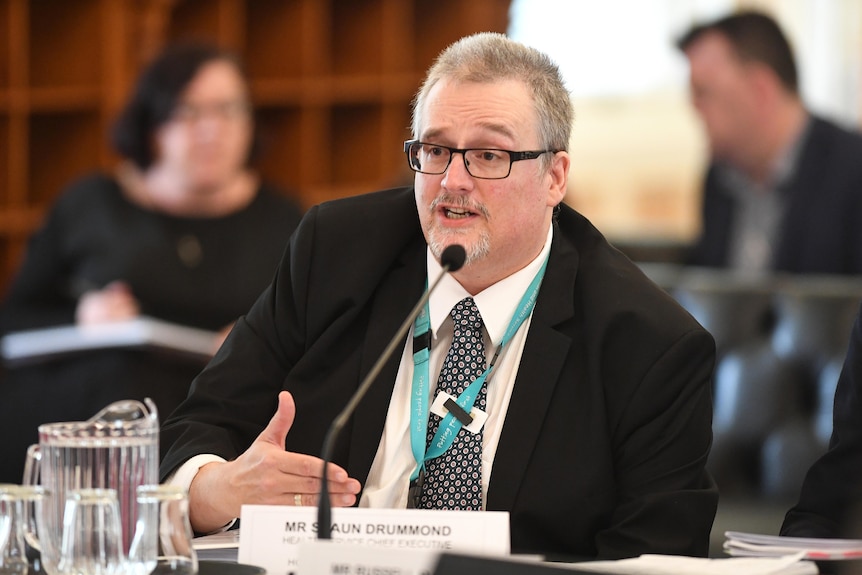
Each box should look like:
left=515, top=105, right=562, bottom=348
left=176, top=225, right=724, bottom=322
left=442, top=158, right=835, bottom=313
left=294, top=493, right=302, bottom=506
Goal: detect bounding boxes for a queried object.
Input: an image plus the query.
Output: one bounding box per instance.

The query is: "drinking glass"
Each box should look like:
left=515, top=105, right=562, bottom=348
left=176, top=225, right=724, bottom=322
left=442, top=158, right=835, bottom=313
left=0, top=485, right=13, bottom=569
left=0, top=484, right=46, bottom=575
left=128, top=485, right=197, bottom=575
left=56, top=489, right=124, bottom=575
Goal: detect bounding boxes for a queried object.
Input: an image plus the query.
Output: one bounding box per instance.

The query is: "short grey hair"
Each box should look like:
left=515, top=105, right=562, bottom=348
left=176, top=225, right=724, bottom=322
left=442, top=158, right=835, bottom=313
left=411, top=32, right=573, bottom=156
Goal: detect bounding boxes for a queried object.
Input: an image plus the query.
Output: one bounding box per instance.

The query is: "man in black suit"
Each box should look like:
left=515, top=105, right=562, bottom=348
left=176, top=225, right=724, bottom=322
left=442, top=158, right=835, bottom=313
left=678, top=11, right=862, bottom=274
left=782, top=303, right=862, bottom=538
left=160, top=32, right=718, bottom=559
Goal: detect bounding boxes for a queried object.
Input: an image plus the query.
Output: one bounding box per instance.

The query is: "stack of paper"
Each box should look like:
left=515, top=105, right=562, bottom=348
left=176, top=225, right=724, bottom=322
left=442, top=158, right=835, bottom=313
left=0, top=316, right=218, bottom=365
left=725, top=530, right=862, bottom=561
left=193, top=530, right=240, bottom=563
left=568, top=552, right=816, bottom=575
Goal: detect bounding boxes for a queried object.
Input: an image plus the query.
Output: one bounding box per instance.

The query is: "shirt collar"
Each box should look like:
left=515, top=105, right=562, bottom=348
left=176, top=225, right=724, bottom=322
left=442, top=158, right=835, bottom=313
left=425, top=224, right=553, bottom=346
left=772, top=114, right=812, bottom=187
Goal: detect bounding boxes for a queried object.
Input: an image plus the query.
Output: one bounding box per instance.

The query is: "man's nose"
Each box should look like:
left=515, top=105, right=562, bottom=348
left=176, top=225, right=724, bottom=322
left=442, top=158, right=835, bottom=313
left=441, top=151, right=474, bottom=188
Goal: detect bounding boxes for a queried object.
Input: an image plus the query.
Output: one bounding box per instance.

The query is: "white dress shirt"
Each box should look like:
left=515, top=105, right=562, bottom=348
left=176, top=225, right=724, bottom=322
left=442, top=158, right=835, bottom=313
left=361, top=225, right=552, bottom=509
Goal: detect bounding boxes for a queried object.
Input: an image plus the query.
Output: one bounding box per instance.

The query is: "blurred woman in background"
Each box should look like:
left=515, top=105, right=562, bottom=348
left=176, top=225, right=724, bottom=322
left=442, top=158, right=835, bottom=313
left=0, top=42, right=303, bottom=482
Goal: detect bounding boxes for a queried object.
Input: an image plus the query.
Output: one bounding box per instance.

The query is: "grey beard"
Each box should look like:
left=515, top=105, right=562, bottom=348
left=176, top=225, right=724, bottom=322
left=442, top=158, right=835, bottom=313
left=429, top=230, right=491, bottom=268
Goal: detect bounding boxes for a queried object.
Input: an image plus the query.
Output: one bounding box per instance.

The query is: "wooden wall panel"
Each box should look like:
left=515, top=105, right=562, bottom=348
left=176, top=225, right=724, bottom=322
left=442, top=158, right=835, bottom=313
left=0, top=0, right=511, bottom=295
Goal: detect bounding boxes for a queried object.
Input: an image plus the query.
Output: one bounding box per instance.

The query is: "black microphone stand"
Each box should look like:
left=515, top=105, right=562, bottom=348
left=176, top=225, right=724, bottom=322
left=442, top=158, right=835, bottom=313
left=317, top=245, right=465, bottom=539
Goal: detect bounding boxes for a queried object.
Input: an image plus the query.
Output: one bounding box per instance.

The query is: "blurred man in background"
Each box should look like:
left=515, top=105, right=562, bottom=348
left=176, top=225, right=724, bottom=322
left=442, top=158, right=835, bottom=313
left=678, top=11, right=862, bottom=275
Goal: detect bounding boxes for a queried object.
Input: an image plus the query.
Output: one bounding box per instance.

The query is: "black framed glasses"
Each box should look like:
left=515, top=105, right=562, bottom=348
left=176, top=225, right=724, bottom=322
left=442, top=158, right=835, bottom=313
left=403, top=140, right=557, bottom=180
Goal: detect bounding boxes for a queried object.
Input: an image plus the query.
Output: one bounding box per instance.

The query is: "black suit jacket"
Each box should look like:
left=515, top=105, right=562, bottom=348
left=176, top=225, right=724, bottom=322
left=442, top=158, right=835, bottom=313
left=689, top=116, right=862, bottom=274
left=782, top=302, right=862, bottom=538
left=160, top=187, right=718, bottom=559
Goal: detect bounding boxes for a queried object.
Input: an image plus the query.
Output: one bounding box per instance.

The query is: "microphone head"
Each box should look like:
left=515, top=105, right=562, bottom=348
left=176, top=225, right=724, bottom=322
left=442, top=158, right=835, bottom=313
left=440, top=244, right=467, bottom=272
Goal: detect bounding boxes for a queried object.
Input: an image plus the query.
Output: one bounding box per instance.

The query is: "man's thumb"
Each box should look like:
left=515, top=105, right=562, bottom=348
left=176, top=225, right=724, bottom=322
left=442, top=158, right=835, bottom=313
left=258, top=391, right=295, bottom=447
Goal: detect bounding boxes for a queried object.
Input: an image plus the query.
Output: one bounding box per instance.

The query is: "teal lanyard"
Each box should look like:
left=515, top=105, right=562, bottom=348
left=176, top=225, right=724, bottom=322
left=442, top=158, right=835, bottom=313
left=408, top=253, right=549, bottom=482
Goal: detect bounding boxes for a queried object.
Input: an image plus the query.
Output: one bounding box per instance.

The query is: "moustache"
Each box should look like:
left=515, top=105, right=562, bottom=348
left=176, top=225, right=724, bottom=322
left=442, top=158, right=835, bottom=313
left=429, top=194, right=490, bottom=219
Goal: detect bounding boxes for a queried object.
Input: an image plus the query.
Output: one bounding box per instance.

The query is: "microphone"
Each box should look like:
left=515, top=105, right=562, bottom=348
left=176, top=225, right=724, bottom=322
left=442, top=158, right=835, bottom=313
left=316, top=243, right=467, bottom=539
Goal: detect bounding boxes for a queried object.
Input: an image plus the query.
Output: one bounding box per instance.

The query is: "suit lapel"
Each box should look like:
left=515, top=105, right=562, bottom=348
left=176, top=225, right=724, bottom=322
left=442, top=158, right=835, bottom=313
left=774, top=118, right=826, bottom=267
left=347, top=238, right=426, bottom=482
left=487, top=226, right=579, bottom=511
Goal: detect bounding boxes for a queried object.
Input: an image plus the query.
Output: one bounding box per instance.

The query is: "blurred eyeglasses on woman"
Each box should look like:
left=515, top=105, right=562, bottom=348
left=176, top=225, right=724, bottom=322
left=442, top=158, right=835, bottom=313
left=171, top=100, right=250, bottom=123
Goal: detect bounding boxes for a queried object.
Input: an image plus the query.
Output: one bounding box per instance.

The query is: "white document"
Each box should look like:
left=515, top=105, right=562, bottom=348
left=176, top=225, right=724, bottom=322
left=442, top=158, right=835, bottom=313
left=193, top=530, right=240, bottom=550
left=0, top=316, right=218, bottom=363
left=567, top=552, right=816, bottom=575
left=725, top=530, right=862, bottom=560
left=192, top=530, right=240, bottom=563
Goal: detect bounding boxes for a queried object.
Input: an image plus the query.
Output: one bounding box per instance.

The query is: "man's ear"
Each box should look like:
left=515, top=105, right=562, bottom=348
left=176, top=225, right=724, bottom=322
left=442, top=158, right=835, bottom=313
left=546, top=151, right=570, bottom=208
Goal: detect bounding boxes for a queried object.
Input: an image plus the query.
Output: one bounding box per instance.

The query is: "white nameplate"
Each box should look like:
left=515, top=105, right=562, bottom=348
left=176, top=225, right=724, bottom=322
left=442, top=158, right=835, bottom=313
left=298, top=540, right=437, bottom=575
left=237, top=505, right=510, bottom=575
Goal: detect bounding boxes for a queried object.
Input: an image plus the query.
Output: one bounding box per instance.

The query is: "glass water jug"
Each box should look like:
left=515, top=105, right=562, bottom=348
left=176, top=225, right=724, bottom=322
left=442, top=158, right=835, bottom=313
left=23, top=399, right=159, bottom=575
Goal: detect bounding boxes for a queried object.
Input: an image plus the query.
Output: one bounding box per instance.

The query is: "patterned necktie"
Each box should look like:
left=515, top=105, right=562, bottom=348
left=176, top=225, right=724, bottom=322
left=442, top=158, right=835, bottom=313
left=418, top=297, right=487, bottom=510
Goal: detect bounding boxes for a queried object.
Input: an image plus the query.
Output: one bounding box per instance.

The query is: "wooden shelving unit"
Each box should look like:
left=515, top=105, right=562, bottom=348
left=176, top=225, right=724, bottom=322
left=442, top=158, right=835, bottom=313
left=0, top=0, right=510, bottom=295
